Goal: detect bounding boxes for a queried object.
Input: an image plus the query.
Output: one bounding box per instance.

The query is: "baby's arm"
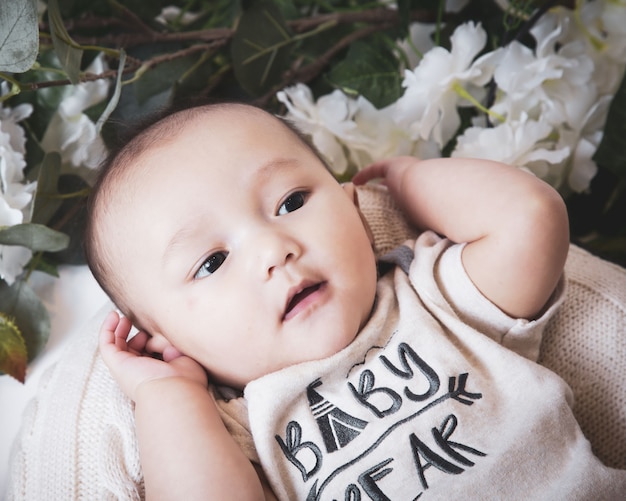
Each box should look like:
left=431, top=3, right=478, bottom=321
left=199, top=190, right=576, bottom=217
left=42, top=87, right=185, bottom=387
left=99, top=312, right=266, bottom=500
left=353, top=156, right=569, bottom=319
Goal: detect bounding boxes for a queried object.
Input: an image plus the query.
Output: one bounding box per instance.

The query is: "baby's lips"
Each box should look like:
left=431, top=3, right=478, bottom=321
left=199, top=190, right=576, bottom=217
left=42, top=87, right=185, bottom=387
left=283, top=281, right=324, bottom=320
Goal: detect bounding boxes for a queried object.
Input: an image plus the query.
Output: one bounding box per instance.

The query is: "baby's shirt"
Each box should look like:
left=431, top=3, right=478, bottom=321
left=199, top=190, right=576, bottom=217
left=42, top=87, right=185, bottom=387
left=244, top=232, right=626, bottom=500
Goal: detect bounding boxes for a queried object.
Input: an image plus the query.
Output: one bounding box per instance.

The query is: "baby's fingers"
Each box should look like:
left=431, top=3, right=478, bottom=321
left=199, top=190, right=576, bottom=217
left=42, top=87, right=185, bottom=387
left=99, top=311, right=121, bottom=347
left=127, top=330, right=149, bottom=353
left=99, top=311, right=134, bottom=353
left=351, top=161, right=391, bottom=185
left=353, top=157, right=418, bottom=192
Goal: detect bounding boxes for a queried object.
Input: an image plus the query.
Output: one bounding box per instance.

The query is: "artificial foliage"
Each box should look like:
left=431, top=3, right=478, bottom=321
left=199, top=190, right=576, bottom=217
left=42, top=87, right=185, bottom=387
left=1, top=0, right=625, bottom=382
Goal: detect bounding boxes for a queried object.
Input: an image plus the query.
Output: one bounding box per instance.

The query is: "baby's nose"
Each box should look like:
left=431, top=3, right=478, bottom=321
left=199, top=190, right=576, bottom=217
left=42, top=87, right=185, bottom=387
left=250, top=228, right=301, bottom=278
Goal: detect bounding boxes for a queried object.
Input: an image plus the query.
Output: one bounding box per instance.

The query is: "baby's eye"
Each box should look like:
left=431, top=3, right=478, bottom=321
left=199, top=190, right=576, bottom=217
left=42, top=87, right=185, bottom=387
left=277, top=191, right=307, bottom=216
left=194, top=252, right=227, bottom=279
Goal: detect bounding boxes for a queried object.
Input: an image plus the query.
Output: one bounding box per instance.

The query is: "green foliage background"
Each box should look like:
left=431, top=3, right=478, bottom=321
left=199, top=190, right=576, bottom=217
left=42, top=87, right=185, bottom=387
left=1, top=0, right=625, bottom=381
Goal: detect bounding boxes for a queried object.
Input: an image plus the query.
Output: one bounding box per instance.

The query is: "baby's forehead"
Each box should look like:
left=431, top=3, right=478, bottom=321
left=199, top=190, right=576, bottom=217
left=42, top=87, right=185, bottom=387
left=129, top=106, right=300, bottom=169
left=99, top=103, right=325, bottom=222
left=107, top=116, right=285, bottom=196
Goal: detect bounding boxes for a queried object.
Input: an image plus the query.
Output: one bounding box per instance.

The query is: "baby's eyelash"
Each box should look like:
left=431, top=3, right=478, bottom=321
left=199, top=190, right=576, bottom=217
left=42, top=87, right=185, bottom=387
left=194, top=252, right=227, bottom=279
left=277, top=191, right=309, bottom=216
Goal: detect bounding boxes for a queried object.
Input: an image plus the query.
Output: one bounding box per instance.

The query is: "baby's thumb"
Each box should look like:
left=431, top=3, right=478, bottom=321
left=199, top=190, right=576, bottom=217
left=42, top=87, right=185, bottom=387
left=162, top=345, right=184, bottom=362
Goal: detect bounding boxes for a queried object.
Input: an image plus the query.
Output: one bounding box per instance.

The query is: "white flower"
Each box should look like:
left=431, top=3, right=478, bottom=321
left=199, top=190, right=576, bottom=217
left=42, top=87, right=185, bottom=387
left=0, top=100, right=36, bottom=284
left=275, top=0, right=624, bottom=196
left=555, top=95, right=612, bottom=194
left=278, top=84, right=440, bottom=172
left=41, top=54, right=109, bottom=169
left=349, top=97, right=440, bottom=168
left=490, top=16, right=597, bottom=129
left=554, top=0, right=626, bottom=97
left=598, top=0, right=626, bottom=66
left=393, top=22, right=498, bottom=147
left=277, top=84, right=360, bottom=175
left=396, top=22, right=437, bottom=70
left=452, top=113, right=570, bottom=188
left=0, top=243, right=33, bottom=286
left=156, top=6, right=201, bottom=26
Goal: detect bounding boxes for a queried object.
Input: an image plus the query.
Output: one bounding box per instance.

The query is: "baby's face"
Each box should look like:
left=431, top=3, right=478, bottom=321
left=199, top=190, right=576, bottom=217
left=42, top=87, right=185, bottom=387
left=106, top=107, right=377, bottom=388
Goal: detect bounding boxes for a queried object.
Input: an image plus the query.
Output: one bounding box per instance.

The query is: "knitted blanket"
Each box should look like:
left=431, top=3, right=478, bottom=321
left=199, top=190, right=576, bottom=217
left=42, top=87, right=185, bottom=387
left=7, top=185, right=626, bottom=499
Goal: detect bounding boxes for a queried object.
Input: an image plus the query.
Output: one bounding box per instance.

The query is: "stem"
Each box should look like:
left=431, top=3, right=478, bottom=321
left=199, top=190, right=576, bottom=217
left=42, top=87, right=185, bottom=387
left=241, top=19, right=337, bottom=66
left=0, top=75, right=21, bottom=102
left=51, top=188, right=91, bottom=200
left=50, top=7, right=438, bottom=50
left=254, top=22, right=393, bottom=107
left=434, top=0, right=445, bottom=46
left=107, top=0, right=155, bottom=36
left=122, top=43, right=216, bottom=85
left=18, top=5, right=443, bottom=97
left=23, top=252, right=42, bottom=282
left=452, top=82, right=505, bottom=123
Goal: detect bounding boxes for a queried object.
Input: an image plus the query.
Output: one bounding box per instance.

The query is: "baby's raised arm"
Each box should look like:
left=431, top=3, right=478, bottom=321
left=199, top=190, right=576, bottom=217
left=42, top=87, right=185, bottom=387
left=353, top=156, right=569, bottom=319
left=99, top=312, right=266, bottom=500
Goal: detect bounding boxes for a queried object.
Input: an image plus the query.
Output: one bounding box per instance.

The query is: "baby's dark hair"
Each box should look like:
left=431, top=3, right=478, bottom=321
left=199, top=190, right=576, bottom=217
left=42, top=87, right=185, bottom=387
left=84, top=98, right=329, bottom=325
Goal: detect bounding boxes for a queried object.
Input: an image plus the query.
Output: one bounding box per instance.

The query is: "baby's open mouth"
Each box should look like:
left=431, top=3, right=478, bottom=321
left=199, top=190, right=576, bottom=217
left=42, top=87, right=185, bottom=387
left=283, top=282, right=324, bottom=320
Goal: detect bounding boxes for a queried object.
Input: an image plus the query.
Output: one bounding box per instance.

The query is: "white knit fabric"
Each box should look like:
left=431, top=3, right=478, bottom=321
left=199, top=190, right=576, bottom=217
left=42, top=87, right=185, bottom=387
left=6, top=185, right=626, bottom=499
left=7, top=304, right=144, bottom=500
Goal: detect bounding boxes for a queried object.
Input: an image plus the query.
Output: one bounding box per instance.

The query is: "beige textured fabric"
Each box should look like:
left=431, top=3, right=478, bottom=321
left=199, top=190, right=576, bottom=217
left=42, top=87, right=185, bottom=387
left=539, top=245, right=626, bottom=469
left=7, top=184, right=625, bottom=499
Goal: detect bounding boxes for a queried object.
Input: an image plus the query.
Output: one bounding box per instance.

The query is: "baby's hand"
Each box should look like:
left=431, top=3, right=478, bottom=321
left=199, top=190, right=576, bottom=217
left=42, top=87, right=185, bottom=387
left=98, top=311, right=207, bottom=401
left=352, top=156, right=416, bottom=188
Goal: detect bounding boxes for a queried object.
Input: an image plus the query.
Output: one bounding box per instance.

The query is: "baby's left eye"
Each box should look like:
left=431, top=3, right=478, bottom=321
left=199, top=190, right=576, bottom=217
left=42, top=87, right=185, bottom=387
left=194, top=252, right=227, bottom=279
left=277, top=191, right=307, bottom=216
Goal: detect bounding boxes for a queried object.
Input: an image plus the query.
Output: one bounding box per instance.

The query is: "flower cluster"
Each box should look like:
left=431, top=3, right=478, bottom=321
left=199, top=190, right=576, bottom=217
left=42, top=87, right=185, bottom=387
left=40, top=55, right=109, bottom=170
left=0, top=95, right=35, bottom=284
left=279, top=1, right=626, bottom=195
left=0, top=55, right=109, bottom=284
left=1, top=0, right=625, bottom=381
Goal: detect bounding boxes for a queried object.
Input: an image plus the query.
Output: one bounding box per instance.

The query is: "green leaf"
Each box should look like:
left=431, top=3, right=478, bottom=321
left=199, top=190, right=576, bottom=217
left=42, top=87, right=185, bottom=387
left=42, top=174, right=90, bottom=265
left=0, top=314, right=27, bottom=383
left=0, top=0, right=39, bottom=73
left=396, top=0, right=412, bottom=40
left=0, top=280, right=50, bottom=365
left=326, top=39, right=403, bottom=109
left=107, top=0, right=169, bottom=24
left=593, top=69, right=626, bottom=179
left=0, top=224, right=70, bottom=252
left=31, top=152, right=63, bottom=225
left=231, top=0, right=293, bottom=97
left=29, top=255, right=61, bottom=278
left=96, top=49, right=125, bottom=132
left=134, top=52, right=199, bottom=105
left=47, top=0, right=83, bottom=84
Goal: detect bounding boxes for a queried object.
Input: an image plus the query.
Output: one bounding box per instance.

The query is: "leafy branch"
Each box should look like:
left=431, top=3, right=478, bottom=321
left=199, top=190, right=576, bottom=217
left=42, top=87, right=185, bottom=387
left=0, top=0, right=444, bottom=382
left=22, top=4, right=439, bottom=104
left=1, top=0, right=624, bottom=386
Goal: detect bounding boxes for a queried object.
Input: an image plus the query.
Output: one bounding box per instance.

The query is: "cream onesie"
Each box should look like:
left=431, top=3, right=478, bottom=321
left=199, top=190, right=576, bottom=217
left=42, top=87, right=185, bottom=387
left=244, top=232, right=626, bottom=500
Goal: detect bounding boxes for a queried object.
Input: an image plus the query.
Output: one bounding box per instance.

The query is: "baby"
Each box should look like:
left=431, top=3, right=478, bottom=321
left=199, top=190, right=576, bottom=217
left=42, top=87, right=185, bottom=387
left=86, top=101, right=626, bottom=499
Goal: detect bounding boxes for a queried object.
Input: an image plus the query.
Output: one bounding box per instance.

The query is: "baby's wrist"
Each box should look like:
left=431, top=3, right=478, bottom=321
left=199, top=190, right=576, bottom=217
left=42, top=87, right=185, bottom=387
left=135, top=375, right=209, bottom=404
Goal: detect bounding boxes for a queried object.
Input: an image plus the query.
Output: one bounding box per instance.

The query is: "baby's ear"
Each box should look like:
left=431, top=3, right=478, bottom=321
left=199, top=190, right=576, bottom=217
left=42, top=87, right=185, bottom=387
left=342, top=182, right=374, bottom=246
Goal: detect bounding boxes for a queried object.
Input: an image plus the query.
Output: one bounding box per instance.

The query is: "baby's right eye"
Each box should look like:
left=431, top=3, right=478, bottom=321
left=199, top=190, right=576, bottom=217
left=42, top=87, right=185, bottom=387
left=194, top=252, right=227, bottom=279
left=277, top=191, right=308, bottom=216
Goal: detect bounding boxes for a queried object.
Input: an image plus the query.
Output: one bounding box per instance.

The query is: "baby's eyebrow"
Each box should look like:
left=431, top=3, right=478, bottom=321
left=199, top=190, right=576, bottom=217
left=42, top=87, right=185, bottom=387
left=254, top=157, right=298, bottom=181
left=163, top=224, right=199, bottom=265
